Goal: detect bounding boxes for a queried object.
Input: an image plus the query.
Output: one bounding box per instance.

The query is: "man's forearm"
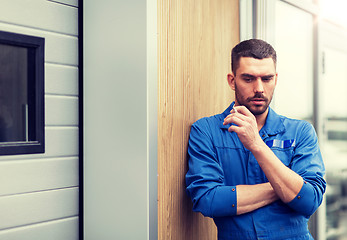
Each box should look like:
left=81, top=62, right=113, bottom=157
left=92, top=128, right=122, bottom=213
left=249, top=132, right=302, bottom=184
left=251, top=141, right=304, bottom=203
left=236, top=182, right=278, bottom=215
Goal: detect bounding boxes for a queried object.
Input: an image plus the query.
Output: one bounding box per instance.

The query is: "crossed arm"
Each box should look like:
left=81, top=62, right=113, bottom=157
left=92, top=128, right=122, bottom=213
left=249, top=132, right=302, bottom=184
left=186, top=106, right=325, bottom=217
left=234, top=147, right=304, bottom=215
left=224, top=106, right=303, bottom=215
left=236, top=182, right=278, bottom=215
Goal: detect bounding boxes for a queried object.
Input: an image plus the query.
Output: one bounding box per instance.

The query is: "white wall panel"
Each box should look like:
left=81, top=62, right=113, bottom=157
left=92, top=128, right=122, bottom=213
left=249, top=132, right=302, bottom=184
left=0, top=217, right=78, bottom=240
left=0, top=0, right=78, bottom=35
left=0, top=22, right=78, bottom=66
left=0, top=157, right=78, bottom=196
left=45, top=33, right=78, bottom=65
left=0, top=0, right=80, bottom=239
left=84, top=0, right=149, bottom=239
left=0, top=188, right=78, bottom=230
left=45, top=96, right=79, bottom=126
left=45, top=127, right=79, bottom=158
left=48, top=0, right=79, bottom=8
left=0, top=128, right=78, bottom=161
left=45, top=64, right=78, bottom=96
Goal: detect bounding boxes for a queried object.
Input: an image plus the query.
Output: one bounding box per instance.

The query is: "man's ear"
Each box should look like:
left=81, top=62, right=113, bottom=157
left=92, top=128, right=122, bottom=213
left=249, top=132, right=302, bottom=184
left=227, top=73, right=235, bottom=90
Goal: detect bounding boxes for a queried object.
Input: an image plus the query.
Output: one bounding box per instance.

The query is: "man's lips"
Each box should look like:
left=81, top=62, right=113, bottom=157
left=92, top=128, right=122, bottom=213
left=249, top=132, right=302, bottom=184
left=250, top=98, right=266, bottom=105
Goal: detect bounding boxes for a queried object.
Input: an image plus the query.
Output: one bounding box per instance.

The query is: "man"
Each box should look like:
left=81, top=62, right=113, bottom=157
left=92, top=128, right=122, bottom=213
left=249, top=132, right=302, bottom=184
left=185, top=39, right=326, bottom=239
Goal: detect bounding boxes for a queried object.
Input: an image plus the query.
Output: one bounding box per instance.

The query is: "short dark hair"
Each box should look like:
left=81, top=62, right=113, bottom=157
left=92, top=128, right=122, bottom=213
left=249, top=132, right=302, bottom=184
left=231, top=39, right=277, bottom=74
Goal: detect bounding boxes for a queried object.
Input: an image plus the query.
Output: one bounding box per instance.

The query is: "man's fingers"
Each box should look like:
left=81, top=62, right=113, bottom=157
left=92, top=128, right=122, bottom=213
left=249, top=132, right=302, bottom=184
left=223, top=111, right=249, bottom=126
left=224, top=115, right=246, bottom=127
left=232, top=106, right=254, bottom=119
left=228, top=125, right=238, bottom=133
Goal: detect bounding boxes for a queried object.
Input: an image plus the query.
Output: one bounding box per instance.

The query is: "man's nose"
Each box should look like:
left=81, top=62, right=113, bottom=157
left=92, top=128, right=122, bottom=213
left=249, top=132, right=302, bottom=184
left=254, top=78, right=264, bottom=93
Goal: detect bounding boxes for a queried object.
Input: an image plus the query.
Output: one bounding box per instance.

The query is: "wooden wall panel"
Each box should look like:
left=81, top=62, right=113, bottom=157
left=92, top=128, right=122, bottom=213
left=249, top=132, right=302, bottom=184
left=158, top=0, right=239, bottom=239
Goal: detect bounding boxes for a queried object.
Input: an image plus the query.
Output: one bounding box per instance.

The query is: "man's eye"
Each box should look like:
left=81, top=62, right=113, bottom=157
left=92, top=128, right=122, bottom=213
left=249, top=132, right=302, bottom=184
left=243, top=78, right=252, bottom=82
left=262, top=77, right=272, bottom=81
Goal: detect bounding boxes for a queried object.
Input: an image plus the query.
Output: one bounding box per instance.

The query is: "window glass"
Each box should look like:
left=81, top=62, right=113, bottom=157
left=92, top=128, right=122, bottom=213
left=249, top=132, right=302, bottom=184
left=256, top=0, right=347, bottom=238
left=320, top=0, right=347, bottom=28
left=272, top=0, right=314, bottom=123
left=271, top=2, right=317, bottom=236
left=0, top=44, right=29, bottom=142
left=0, top=30, right=44, bottom=155
left=321, top=47, right=347, bottom=239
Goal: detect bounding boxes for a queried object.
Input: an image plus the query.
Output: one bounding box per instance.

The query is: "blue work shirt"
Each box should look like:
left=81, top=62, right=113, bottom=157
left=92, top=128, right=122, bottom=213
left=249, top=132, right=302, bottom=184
left=185, top=102, right=326, bottom=240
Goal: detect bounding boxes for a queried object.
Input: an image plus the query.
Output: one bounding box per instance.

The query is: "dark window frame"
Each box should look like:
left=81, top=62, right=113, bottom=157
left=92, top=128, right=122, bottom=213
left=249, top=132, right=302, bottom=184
left=0, top=30, right=45, bottom=155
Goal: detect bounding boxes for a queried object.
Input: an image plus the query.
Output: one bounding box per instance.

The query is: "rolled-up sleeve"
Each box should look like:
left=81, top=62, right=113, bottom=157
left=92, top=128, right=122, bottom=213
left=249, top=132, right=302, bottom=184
left=287, top=122, right=326, bottom=216
left=185, top=120, right=237, bottom=217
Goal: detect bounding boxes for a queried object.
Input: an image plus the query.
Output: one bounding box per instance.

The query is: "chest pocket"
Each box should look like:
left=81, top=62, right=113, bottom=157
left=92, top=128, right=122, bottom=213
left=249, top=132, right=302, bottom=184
left=266, top=139, right=295, bottom=167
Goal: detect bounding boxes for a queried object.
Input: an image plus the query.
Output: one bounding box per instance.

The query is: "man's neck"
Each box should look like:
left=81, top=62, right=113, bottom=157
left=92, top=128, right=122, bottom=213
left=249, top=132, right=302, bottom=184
left=255, top=108, right=269, bottom=131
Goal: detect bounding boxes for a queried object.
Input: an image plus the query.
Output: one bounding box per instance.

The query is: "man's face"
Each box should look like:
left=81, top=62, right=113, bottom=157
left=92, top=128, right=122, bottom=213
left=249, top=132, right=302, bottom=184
left=228, top=57, right=277, bottom=116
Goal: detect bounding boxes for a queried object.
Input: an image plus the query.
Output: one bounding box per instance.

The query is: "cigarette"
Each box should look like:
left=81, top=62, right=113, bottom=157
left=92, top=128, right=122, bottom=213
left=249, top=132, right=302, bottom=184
left=233, top=106, right=238, bottom=113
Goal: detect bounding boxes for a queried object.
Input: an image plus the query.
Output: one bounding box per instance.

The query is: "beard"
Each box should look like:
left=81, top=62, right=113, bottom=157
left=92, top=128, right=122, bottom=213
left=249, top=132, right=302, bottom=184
left=234, top=83, right=273, bottom=116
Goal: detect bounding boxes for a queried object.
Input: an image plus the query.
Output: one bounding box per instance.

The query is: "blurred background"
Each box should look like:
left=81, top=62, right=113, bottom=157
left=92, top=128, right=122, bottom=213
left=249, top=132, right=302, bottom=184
left=250, top=0, right=347, bottom=239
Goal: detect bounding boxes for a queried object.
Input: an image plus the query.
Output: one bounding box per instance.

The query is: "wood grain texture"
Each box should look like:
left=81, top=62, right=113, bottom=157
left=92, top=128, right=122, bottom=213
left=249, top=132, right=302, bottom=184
left=158, top=0, right=239, bottom=239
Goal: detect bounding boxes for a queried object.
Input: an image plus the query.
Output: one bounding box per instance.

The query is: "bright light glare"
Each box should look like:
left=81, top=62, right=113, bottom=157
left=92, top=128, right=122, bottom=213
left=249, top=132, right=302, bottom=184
left=320, top=0, right=347, bottom=27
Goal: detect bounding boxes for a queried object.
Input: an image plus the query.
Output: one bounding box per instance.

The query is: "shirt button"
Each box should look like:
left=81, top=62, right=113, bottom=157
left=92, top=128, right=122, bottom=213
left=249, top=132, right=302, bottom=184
left=232, top=188, right=235, bottom=192
left=297, top=196, right=301, bottom=199
left=232, top=204, right=235, bottom=207
left=304, top=181, right=307, bottom=184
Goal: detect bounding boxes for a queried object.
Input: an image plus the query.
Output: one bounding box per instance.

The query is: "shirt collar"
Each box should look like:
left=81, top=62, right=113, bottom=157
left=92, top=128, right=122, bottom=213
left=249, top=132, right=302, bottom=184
left=219, top=101, right=285, bottom=136
left=260, top=107, right=285, bottom=136
left=219, top=102, right=236, bottom=130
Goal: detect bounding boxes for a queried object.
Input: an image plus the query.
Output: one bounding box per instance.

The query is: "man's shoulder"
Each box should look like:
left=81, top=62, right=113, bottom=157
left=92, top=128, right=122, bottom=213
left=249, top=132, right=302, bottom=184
left=278, top=114, right=316, bottom=137
left=190, top=113, right=226, bottom=139
left=192, top=112, right=224, bottom=128
left=280, top=115, right=312, bottom=128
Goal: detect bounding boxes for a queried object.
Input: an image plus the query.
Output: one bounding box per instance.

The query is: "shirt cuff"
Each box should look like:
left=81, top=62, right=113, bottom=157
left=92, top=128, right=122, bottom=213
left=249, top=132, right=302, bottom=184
left=210, top=186, right=237, bottom=217
left=286, top=180, right=315, bottom=216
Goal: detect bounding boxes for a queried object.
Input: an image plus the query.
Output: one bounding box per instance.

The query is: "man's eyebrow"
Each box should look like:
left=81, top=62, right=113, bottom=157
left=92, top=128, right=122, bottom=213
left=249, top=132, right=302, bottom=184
left=261, top=74, right=275, bottom=79
left=240, top=73, right=275, bottom=78
left=240, top=73, right=256, bottom=78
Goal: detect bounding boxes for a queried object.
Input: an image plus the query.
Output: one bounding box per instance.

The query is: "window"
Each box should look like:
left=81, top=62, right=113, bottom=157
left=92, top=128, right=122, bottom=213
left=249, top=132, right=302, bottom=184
left=320, top=0, right=347, bottom=28
left=273, top=1, right=314, bottom=123
left=0, top=30, right=44, bottom=155
left=240, top=0, right=347, bottom=239
left=319, top=22, right=347, bottom=240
